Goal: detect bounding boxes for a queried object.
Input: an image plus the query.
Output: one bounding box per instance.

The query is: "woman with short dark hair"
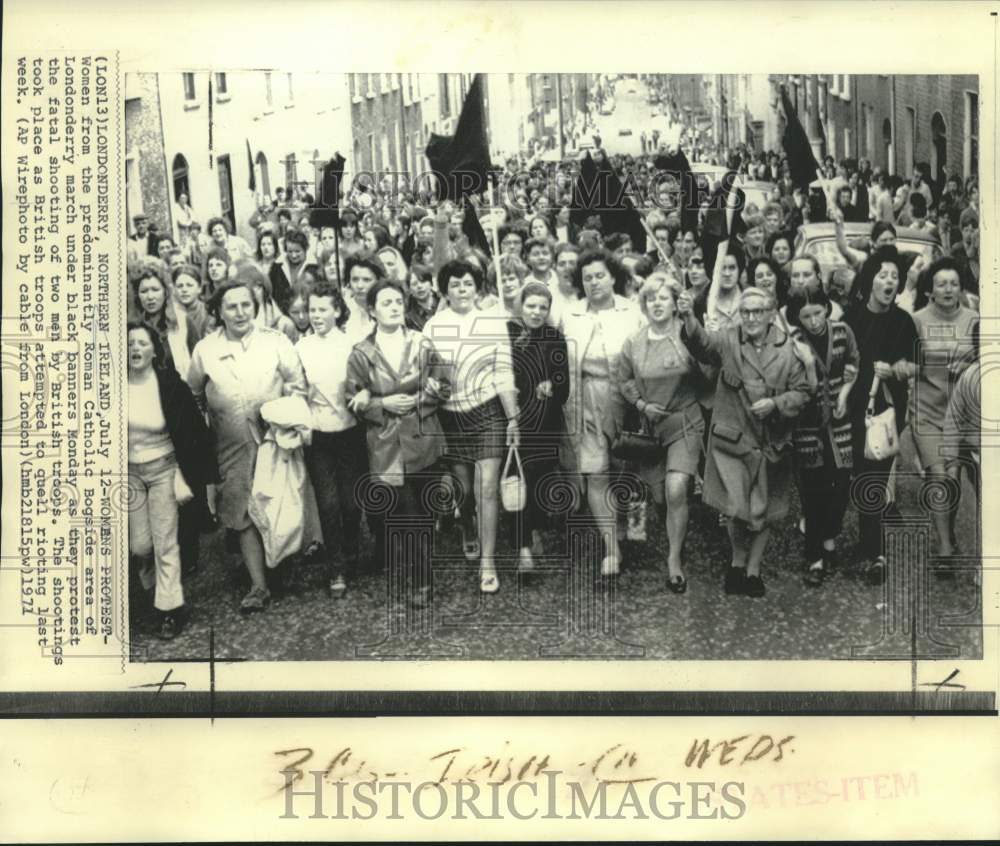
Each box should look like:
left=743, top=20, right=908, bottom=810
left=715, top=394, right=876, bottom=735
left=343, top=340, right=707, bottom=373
left=843, top=247, right=919, bottom=584
left=423, top=259, right=520, bottom=593
left=561, top=249, right=646, bottom=577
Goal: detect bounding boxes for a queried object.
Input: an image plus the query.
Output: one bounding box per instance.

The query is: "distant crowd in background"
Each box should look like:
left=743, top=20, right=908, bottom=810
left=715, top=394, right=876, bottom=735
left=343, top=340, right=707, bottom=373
left=125, top=137, right=981, bottom=642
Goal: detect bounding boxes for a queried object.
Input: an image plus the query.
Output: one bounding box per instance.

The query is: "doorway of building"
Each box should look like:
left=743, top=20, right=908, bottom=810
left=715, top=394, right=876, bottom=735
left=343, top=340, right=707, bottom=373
left=216, top=154, right=236, bottom=234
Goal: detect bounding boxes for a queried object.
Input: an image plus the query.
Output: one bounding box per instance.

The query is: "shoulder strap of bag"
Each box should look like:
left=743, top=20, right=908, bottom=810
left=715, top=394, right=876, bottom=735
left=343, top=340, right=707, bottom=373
left=503, top=445, right=523, bottom=480
left=866, top=375, right=894, bottom=415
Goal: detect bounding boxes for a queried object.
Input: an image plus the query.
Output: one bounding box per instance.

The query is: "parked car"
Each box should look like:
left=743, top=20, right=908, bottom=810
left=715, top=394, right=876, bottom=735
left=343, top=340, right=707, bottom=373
left=794, top=222, right=942, bottom=284
left=737, top=179, right=778, bottom=212
left=619, top=128, right=633, bottom=137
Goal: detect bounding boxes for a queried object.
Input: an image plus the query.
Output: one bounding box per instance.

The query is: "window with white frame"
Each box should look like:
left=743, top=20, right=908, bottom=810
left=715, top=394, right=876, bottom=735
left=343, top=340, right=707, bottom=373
left=286, top=73, right=294, bottom=103
left=215, top=73, right=228, bottom=96
left=264, top=72, right=273, bottom=108
left=183, top=72, right=196, bottom=101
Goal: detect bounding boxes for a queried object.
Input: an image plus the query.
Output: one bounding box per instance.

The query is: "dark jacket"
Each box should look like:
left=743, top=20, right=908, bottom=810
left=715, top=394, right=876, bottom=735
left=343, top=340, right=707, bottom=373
left=268, top=262, right=293, bottom=315
left=506, top=320, right=570, bottom=445
left=157, top=364, right=219, bottom=491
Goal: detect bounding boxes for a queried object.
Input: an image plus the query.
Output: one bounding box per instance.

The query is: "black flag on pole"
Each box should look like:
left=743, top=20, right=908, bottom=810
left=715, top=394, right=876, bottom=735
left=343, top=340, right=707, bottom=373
left=653, top=147, right=700, bottom=237
left=247, top=139, right=256, bottom=192
left=780, top=85, right=820, bottom=191
left=424, top=74, right=493, bottom=202
left=700, top=169, right=747, bottom=278
left=462, top=204, right=492, bottom=257
left=570, top=152, right=646, bottom=252
left=309, top=152, right=346, bottom=229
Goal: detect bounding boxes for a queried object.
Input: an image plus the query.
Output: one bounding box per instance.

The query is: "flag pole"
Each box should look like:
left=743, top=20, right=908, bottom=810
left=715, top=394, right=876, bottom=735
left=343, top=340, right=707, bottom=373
left=489, top=177, right=503, bottom=286
left=639, top=215, right=670, bottom=265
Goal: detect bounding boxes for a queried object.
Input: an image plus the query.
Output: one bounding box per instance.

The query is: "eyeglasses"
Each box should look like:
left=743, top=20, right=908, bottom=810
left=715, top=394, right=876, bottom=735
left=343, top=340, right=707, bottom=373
left=739, top=307, right=771, bottom=320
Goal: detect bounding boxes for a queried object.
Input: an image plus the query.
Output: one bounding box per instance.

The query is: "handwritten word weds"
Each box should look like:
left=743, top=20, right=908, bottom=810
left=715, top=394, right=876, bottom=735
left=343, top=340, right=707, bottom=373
left=685, top=735, right=796, bottom=768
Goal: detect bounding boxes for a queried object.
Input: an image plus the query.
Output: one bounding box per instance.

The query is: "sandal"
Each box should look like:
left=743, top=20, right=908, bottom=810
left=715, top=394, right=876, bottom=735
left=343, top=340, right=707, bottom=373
left=479, top=569, right=500, bottom=594
left=667, top=573, right=687, bottom=594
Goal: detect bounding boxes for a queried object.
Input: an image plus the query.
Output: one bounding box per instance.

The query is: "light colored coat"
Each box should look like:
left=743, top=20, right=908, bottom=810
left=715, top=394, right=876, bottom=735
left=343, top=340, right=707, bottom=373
left=560, top=295, right=646, bottom=447
left=682, top=320, right=811, bottom=528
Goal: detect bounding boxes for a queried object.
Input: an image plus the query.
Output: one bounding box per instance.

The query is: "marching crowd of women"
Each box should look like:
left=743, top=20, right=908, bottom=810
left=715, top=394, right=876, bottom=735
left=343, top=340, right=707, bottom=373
left=127, top=148, right=981, bottom=640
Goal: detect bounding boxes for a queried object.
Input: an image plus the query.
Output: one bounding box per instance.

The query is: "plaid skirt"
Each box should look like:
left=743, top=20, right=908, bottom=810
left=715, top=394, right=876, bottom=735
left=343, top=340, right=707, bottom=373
left=438, top=396, right=508, bottom=463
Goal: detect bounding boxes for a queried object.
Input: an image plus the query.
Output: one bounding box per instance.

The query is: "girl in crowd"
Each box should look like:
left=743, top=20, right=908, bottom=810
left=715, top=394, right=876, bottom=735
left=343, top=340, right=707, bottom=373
left=704, top=248, right=745, bottom=331
left=423, top=259, right=520, bottom=593
left=298, top=282, right=370, bottom=598
left=785, top=286, right=859, bottom=586
left=337, top=210, right=364, bottom=261
left=909, top=257, right=978, bottom=558
left=376, top=245, right=409, bottom=285
left=238, top=265, right=298, bottom=342
left=362, top=223, right=391, bottom=254
left=549, top=244, right=583, bottom=326
left=206, top=216, right=252, bottom=265
left=506, top=281, right=570, bottom=571
left=843, top=247, right=919, bottom=585
left=527, top=213, right=554, bottom=241
left=187, top=278, right=306, bottom=613
left=318, top=247, right=341, bottom=289
left=128, top=322, right=216, bottom=639
left=765, top=231, right=793, bottom=276
left=130, top=264, right=202, bottom=381
left=204, top=247, right=233, bottom=297
left=561, top=249, right=646, bottom=577
left=170, top=264, right=212, bottom=340
left=746, top=256, right=787, bottom=325
left=619, top=273, right=706, bottom=592
left=286, top=284, right=313, bottom=338
left=404, top=265, right=440, bottom=332
left=255, top=230, right=292, bottom=313
left=678, top=286, right=811, bottom=597
left=346, top=280, right=451, bottom=608
left=488, top=254, right=529, bottom=318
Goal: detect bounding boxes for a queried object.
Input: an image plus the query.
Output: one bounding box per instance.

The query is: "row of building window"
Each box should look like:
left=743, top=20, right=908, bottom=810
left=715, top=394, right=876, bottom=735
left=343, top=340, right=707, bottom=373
left=182, top=71, right=294, bottom=106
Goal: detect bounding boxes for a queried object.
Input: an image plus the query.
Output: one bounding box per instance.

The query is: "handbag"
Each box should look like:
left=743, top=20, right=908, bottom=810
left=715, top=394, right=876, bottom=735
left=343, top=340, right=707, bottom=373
left=611, top=412, right=665, bottom=463
left=864, top=376, right=899, bottom=461
left=500, top=446, right=528, bottom=512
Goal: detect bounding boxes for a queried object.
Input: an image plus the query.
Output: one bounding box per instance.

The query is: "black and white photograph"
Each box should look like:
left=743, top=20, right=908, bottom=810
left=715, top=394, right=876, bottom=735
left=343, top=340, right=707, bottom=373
left=123, top=70, right=983, bottom=663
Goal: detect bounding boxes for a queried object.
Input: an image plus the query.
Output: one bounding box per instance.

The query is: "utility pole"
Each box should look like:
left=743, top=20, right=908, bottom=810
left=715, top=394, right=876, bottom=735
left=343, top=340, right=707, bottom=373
left=556, top=73, right=565, bottom=158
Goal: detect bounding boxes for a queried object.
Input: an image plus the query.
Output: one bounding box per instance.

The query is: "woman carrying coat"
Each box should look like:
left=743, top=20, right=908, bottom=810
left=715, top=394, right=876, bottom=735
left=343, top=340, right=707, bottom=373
left=677, top=285, right=812, bottom=597
left=346, top=280, right=451, bottom=608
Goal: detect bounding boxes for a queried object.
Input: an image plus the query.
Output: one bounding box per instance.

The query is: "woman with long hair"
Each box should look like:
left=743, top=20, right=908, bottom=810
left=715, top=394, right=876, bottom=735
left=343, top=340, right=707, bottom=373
left=130, top=263, right=202, bottom=381
left=128, top=322, right=216, bottom=639
left=170, top=263, right=212, bottom=340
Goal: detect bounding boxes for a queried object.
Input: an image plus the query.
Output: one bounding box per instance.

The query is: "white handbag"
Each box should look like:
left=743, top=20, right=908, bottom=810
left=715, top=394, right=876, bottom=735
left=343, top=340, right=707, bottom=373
left=864, top=376, right=900, bottom=461
left=499, top=446, right=527, bottom=512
